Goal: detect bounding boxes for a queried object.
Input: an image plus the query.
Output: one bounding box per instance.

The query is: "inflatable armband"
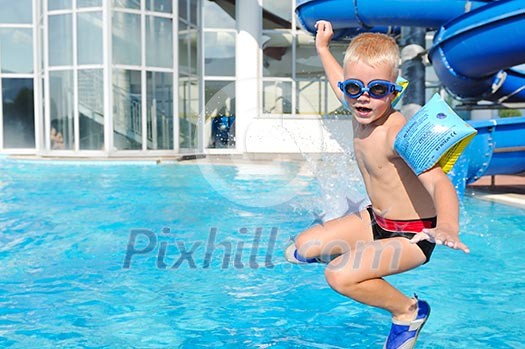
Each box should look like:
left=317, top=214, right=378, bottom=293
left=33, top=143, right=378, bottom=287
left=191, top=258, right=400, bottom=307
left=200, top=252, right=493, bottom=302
left=394, top=93, right=477, bottom=175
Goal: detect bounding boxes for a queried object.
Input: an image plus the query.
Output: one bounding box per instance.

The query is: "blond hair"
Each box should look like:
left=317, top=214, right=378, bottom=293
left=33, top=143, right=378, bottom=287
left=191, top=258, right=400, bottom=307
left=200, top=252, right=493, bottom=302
left=343, top=33, right=400, bottom=81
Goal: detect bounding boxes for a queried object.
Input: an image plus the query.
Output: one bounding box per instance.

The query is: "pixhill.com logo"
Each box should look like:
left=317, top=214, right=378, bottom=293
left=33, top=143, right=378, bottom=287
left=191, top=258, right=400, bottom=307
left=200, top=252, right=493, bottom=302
left=123, top=227, right=279, bottom=270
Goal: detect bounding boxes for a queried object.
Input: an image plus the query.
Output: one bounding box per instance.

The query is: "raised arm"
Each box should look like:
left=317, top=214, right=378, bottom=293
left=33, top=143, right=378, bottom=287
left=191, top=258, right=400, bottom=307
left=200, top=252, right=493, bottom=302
left=315, top=21, right=344, bottom=103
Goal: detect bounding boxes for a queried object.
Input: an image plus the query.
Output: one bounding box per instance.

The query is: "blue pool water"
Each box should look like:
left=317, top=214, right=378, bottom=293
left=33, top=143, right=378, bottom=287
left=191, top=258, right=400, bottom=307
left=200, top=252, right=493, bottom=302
left=0, top=158, right=524, bottom=348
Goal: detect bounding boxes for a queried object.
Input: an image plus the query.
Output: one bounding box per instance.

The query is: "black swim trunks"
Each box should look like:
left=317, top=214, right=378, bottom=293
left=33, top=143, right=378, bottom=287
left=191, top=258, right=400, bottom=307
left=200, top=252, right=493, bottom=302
left=366, top=206, right=436, bottom=264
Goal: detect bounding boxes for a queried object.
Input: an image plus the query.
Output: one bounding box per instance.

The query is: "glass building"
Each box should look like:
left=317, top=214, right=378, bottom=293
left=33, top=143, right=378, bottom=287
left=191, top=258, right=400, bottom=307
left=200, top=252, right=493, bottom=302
left=2, top=0, right=186, bottom=157
left=0, top=0, right=450, bottom=158
left=0, top=0, right=351, bottom=158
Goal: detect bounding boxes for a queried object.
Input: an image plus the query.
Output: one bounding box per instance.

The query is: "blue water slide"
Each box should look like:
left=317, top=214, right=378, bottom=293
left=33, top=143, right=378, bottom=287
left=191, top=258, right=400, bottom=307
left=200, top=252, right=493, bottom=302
left=295, top=0, right=492, bottom=42
left=429, top=0, right=525, bottom=101
left=295, top=0, right=490, bottom=34
left=490, top=67, right=525, bottom=104
left=464, top=117, right=525, bottom=183
left=295, top=0, right=525, bottom=183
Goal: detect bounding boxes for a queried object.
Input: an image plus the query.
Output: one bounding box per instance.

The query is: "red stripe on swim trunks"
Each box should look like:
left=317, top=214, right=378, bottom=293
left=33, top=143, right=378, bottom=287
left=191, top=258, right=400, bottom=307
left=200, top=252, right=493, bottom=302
left=374, top=213, right=434, bottom=233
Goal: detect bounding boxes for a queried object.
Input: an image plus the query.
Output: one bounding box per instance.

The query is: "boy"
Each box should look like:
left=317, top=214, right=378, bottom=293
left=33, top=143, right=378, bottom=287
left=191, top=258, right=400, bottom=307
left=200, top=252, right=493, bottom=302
left=287, top=21, right=470, bottom=348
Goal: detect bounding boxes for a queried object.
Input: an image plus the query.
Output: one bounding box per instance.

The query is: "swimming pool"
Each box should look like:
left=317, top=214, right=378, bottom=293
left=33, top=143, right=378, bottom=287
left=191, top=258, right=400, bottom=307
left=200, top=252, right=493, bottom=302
left=0, top=158, right=523, bottom=348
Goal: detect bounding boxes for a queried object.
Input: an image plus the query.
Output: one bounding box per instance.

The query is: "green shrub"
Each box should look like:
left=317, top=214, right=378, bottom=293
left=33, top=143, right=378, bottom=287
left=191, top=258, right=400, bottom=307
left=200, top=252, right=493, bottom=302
left=498, top=109, right=523, bottom=118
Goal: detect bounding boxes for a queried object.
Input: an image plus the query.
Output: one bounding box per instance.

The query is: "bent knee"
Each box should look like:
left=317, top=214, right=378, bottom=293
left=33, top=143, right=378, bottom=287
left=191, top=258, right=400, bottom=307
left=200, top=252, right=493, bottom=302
left=324, top=264, right=361, bottom=294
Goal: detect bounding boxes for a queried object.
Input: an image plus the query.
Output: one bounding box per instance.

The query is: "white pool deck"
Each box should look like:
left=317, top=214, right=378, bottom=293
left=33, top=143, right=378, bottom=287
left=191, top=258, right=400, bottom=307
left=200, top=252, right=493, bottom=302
left=467, top=173, right=525, bottom=210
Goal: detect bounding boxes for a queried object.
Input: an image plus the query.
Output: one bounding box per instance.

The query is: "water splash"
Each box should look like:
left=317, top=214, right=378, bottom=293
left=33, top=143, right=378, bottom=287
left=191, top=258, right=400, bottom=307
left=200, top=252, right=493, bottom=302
left=300, top=152, right=369, bottom=222
left=284, top=114, right=369, bottom=223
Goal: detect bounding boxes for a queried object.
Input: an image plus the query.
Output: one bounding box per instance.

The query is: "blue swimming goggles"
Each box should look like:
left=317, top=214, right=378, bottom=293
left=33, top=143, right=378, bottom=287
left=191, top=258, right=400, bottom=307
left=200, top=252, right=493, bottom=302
left=338, top=79, right=403, bottom=99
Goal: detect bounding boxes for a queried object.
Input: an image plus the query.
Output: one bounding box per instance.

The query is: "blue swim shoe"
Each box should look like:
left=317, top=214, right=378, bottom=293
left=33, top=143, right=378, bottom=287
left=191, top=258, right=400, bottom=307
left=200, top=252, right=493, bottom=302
left=383, top=296, right=430, bottom=349
left=284, top=243, right=321, bottom=264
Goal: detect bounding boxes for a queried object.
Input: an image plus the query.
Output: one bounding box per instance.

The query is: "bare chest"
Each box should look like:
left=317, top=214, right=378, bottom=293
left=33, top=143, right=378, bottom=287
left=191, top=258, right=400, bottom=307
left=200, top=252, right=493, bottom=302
left=353, top=131, right=394, bottom=176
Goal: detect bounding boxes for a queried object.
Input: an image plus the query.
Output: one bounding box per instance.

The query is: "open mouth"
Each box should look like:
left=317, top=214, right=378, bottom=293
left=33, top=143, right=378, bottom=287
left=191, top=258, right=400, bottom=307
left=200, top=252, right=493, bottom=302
left=355, top=106, right=372, bottom=114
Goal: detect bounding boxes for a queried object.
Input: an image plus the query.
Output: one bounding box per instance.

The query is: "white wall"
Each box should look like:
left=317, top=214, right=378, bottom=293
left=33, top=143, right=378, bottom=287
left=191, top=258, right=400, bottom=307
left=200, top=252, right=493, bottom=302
left=244, top=118, right=353, bottom=154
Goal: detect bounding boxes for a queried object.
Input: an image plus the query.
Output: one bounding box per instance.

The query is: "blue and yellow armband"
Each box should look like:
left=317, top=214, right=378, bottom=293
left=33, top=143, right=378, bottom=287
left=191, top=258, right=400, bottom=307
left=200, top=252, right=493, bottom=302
left=394, top=93, right=477, bottom=175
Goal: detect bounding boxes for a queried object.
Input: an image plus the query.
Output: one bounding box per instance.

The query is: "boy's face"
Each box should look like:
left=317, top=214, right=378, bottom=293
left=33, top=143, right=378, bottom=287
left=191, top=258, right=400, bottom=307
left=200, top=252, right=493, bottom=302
left=343, top=60, right=397, bottom=125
